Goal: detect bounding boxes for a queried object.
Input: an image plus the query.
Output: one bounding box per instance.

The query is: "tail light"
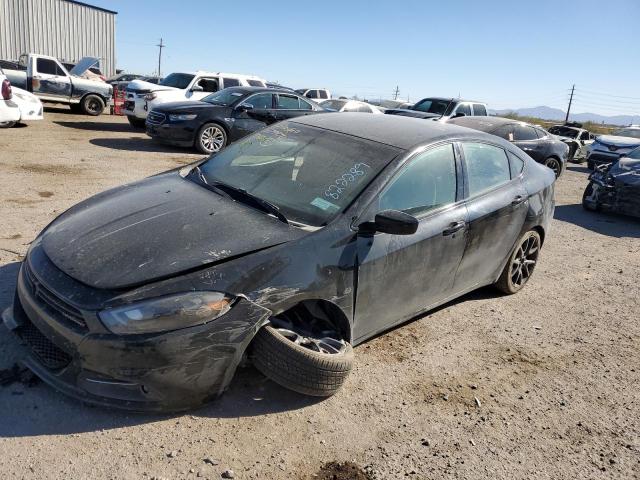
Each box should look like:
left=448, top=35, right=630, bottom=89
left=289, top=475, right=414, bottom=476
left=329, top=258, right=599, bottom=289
left=1, top=79, right=12, bottom=100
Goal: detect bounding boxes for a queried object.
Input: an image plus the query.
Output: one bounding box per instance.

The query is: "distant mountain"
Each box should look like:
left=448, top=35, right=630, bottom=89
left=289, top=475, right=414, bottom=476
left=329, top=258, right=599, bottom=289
left=489, top=106, right=640, bottom=126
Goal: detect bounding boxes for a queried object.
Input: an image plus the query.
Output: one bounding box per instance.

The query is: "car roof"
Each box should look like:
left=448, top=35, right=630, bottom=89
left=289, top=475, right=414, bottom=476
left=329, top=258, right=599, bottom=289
left=223, top=86, right=299, bottom=95
left=170, top=71, right=263, bottom=80
left=415, top=97, right=486, bottom=104
left=290, top=112, right=502, bottom=149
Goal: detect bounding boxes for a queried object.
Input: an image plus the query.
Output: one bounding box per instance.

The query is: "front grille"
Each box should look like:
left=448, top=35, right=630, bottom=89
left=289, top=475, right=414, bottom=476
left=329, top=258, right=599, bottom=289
left=23, top=263, right=87, bottom=330
left=147, top=111, right=166, bottom=125
left=18, top=316, right=72, bottom=370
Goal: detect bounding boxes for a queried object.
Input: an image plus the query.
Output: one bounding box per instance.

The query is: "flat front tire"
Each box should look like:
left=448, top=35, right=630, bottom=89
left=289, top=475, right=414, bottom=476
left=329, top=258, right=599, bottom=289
left=495, top=230, right=541, bottom=295
left=196, top=123, right=227, bottom=154
left=252, top=323, right=353, bottom=397
left=81, top=94, right=105, bottom=116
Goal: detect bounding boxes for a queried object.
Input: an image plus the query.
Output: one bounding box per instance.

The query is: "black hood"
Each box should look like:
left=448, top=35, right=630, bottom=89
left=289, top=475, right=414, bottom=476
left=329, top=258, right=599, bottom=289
left=154, top=101, right=225, bottom=113
left=385, top=109, right=441, bottom=119
left=40, top=172, right=304, bottom=290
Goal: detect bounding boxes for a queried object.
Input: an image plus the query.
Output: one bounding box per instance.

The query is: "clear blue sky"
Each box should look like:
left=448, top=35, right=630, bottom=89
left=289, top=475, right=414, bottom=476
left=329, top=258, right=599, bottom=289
left=93, top=0, right=640, bottom=116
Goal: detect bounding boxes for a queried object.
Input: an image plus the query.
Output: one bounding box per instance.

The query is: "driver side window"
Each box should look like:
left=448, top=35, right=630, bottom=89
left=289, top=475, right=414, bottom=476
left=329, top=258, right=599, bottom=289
left=378, top=144, right=457, bottom=217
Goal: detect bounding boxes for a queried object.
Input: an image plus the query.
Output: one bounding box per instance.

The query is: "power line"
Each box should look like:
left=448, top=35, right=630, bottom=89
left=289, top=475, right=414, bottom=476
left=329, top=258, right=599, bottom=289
left=576, top=88, right=640, bottom=101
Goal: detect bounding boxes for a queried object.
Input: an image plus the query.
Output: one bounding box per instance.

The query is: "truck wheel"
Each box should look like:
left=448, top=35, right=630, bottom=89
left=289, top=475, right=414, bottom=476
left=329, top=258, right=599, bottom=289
left=127, top=116, right=146, bottom=129
left=81, top=94, right=105, bottom=116
left=252, top=320, right=353, bottom=397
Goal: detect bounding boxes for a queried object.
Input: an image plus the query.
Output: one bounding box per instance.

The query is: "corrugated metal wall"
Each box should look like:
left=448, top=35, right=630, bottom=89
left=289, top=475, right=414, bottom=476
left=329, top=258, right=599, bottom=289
left=0, top=0, right=116, bottom=76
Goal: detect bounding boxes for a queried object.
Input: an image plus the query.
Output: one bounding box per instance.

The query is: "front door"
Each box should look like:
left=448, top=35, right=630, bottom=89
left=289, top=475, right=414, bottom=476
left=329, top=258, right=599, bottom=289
left=453, top=142, right=529, bottom=292
left=31, top=58, right=71, bottom=100
left=230, top=92, right=278, bottom=141
left=353, top=143, right=468, bottom=341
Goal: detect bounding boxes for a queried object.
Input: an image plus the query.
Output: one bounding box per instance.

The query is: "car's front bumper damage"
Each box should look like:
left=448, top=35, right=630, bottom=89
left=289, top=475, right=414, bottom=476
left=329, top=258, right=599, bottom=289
left=2, top=263, right=271, bottom=412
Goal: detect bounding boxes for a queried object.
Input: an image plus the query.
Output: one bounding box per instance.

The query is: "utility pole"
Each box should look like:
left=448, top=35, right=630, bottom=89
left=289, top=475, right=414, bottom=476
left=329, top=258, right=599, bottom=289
left=156, top=38, right=165, bottom=78
left=565, top=84, right=575, bottom=123
left=393, top=85, right=400, bottom=100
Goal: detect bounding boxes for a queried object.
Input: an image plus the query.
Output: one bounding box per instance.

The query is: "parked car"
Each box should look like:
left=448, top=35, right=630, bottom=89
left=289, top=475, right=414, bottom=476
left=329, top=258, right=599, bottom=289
left=548, top=124, right=595, bottom=162
left=107, top=72, right=144, bottom=84
left=123, top=71, right=267, bottom=128
left=449, top=116, right=569, bottom=177
left=295, top=88, right=331, bottom=102
left=2, top=54, right=112, bottom=115
left=61, top=61, right=106, bottom=82
left=146, top=87, right=324, bottom=154
left=583, top=146, right=640, bottom=218
left=266, top=82, right=295, bottom=92
left=319, top=99, right=382, bottom=114
left=385, top=97, right=488, bottom=122
left=2, top=113, right=555, bottom=411
left=367, top=99, right=413, bottom=112
left=586, top=126, right=640, bottom=170
left=0, top=70, right=20, bottom=127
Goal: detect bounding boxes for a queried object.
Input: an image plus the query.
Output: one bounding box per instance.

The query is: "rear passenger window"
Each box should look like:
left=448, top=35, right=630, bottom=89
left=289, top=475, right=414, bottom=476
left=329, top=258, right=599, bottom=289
left=277, top=94, right=300, bottom=109
left=319, top=90, right=328, bottom=99
left=535, top=128, right=547, bottom=138
left=507, top=151, right=525, bottom=177
left=222, top=78, right=240, bottom=88
left=379, top=144, right=457, bottom=216
left=493, top=125, right=514, bottom=141
left=462, top=143, right=511, bottom=196
left=472, top=104, right=487, bottom=116
left=298, top=98, right=313, bottom=110
left=513, top=125, right=538, bottom=141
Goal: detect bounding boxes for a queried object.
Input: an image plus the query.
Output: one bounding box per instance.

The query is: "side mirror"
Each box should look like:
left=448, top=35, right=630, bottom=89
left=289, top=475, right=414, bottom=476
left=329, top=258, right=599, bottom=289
left=191, top=85, right=204, bottom=92
left=236, top=103, right=254, bottom=112
left=451, top=111, right=466, bottom=119
left=369, top=210, right=418, bottom=235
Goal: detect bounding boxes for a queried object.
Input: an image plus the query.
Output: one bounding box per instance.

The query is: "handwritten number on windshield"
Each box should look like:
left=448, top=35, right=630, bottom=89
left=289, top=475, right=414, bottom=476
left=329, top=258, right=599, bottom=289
left=325, top=163, right=370, bottom=200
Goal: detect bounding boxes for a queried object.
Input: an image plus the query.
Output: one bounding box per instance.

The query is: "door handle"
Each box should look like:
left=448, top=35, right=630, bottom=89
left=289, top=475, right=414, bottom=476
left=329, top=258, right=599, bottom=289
left=511, top=195, right=526, bottom=206
left=442, top=221, right=466, bottom=236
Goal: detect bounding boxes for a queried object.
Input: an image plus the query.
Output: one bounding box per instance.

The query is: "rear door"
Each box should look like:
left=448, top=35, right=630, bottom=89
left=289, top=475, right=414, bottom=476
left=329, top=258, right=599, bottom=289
left=513, top=124, right=547, bottom=162
left=31, top=57, right=72, bottom=100
left=230, top=92, right=277, bottom=141
left=354, top=143, right=468, bottom=340
left=453, top=142, right=529, bottom=292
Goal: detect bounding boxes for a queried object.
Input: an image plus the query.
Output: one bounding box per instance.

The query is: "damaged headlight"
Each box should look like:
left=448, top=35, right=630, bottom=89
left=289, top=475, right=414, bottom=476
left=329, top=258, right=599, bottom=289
left=169, top=113, right=197, bottom=122
left=99, top=292, right=234, bottom=335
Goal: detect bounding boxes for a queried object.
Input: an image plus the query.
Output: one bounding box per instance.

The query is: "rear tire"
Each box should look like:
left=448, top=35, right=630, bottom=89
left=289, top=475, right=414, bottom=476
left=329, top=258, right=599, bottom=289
left=127, top=115, right=146, bottom=129
left=81, top=94, right=105, bottom=116
left=495, top=230, right=541, bottom=295
left=544, top=157, right=562, bottom=178
left=252, top=324, right=353, bottom=397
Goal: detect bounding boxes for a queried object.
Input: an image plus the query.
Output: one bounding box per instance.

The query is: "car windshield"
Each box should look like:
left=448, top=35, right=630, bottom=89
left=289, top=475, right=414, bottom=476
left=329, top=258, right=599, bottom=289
left=412, top=98, right=454, bottom=115
left=320, top=100, right=347, bottom=111
left=548, top=126, right=578, bottom=138
left=612, top=128, right=640, bottom=139
left=159, top=73, right=195, bottom=89
left=202, top=89, right=246, bottom=106
left=195, top=122, right=401, bottom=226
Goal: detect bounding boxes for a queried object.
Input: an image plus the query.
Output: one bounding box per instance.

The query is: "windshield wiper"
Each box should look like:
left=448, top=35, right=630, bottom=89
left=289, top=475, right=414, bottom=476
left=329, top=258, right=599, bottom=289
left=209, top=181, right=289, bottom=225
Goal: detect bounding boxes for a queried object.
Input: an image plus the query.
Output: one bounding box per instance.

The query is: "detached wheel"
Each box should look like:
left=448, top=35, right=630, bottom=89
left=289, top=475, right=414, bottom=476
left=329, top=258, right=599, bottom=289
left=495, top=230, right=541, bottom=295
left=252, top=318, right=353, bottom=397
left=196, top=123, right=227, bottom=154
left=81, top=94, right=105, bottom=116
left=544, top=157, right=562, bottom=178
left=582, top=182, right=599, bottom=211
left=127, top=115, right=146, bottom=129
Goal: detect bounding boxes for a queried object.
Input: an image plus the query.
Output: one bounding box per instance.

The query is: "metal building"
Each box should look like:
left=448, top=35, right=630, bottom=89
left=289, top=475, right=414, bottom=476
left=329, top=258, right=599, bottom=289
left=0, top=0, right=117, bottom=77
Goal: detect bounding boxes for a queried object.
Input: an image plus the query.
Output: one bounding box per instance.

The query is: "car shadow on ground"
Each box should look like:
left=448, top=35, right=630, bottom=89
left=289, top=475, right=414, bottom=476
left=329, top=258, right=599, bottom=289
left=54, top=121, right=134, bottom=133
left=566, top=164, right=591, bottom=174
left=90, top=137, right=192, bottom=154
left=554, top=204, right=640, bottom=238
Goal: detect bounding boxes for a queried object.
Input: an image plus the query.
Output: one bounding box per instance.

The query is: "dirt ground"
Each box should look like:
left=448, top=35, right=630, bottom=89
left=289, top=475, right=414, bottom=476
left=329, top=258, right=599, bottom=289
left=0, top=109, right=638, bottom=480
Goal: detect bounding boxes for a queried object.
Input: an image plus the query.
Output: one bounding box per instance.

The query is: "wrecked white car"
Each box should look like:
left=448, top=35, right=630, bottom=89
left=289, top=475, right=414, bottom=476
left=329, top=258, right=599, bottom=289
left=548, top=124, right=595, bottom=162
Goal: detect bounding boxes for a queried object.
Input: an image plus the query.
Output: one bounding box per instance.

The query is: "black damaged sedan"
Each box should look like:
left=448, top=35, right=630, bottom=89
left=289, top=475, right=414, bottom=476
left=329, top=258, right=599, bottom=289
left=146, top=86, right=324, bottom=154
left=3, top=114, right=555, bottom=411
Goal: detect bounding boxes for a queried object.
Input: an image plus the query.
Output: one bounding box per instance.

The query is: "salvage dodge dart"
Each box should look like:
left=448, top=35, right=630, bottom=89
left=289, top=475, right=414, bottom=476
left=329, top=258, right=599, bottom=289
left=2, top=114, right=555, bottom=411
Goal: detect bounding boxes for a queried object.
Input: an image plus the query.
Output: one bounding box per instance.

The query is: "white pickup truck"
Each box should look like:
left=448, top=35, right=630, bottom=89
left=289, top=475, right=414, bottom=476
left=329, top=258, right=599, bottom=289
left=2, top=54, right=112, bottom=115
left=123, top=71, right=266, bottom=128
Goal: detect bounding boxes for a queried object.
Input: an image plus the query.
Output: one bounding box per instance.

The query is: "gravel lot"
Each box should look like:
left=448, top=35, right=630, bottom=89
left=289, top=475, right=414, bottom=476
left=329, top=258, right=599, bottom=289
left=0, top=109, right=639, bottom=480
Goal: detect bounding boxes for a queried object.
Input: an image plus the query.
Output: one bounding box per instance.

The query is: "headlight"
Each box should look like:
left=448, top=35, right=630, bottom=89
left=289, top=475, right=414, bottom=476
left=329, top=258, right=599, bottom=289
left=169, top=113, right=197, bottom=122
left=145, top=92, right=157, bottom=101
left=99, top=292, right=234, bottom=335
